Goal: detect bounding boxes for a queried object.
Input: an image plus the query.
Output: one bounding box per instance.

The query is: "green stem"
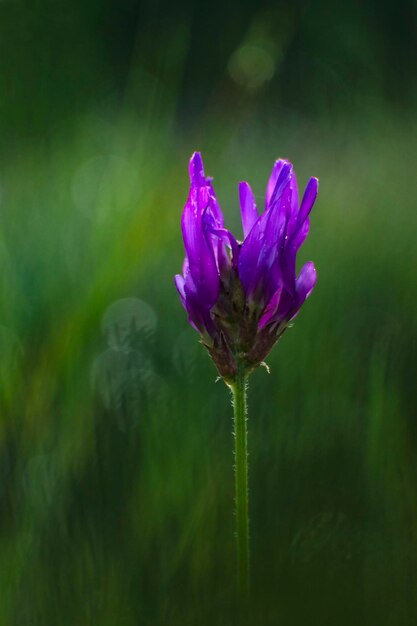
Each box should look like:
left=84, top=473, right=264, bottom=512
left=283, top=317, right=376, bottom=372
left=231, top=365, right=249, bottom=596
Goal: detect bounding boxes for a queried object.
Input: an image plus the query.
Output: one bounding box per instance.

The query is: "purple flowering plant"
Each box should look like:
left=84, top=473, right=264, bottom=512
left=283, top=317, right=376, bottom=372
left=175, top=152, right=318, bottom=593
left=175, top=152, right=317, bottom=381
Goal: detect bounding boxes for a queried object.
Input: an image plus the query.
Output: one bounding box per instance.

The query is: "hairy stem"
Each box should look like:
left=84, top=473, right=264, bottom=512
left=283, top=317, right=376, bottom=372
left=231, top=366, right=249, bottom=596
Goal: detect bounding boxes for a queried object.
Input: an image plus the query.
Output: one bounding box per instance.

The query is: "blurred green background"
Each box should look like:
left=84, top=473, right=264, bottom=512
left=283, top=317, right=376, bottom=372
left=0, top=1, right=417, bottom=624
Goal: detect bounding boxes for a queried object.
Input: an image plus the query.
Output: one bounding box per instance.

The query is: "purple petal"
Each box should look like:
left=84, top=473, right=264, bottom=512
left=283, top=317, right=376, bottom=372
left=201, top=193, right=233, bottom=272
left=181, top=187, right=220, bottom=305
left=183, top=283, right=209, bottom=334
left=291, top=217, right=310, bottom=250
left=297, top=177, right=318, bottom=229
left=239, top=181, right=258, bottom=238
left=238, top=165, right=292, bottom=301
left=280, top=216, right=310, bottom=295
left=279, top=204, right=312, bottom=295
left=174, top=273, right=201, bottom=333
left=284, top=171, right=300, bottom=239
left=290, top=170, right=299, bottom=214
left=205, top=223, right=240, bottom=268
left=279, top=245, right=297, bottom=296
left=279, top=175, right=315, bottom=293
left=188, top=153, right=225, bottom=224
left=174, top=274, right=186, bottom=306
left=258, top=286, right=283, bottom=329
left=267, top=162, right=293, bottom=211
left=261, top=185, right=292, bottom=297
left=265, top=159, right=286, bottom=209
left=187, top=156, right=228, bottom=276
left=189, top=152, right=208, bottom=186
left=290, top=261, right=317, bottom=319
left=207, top=187, right=224, bottom=226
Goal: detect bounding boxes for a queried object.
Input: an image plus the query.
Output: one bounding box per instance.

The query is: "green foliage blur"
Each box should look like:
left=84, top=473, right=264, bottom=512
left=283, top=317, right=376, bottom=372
left=0, top=1, right=416, bottom=624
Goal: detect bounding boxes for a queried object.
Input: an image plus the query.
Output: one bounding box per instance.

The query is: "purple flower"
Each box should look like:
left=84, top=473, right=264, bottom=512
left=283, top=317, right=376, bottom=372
left=175, top=152, right=318, bottom=381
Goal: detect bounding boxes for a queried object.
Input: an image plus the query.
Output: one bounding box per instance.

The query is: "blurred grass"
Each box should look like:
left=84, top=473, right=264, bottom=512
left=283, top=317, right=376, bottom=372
left=0, top=105, right=416, bottom=625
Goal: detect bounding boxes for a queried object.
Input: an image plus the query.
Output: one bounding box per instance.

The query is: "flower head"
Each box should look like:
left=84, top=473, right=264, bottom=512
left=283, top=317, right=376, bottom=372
left=175, top=152, right=318, bottom=382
